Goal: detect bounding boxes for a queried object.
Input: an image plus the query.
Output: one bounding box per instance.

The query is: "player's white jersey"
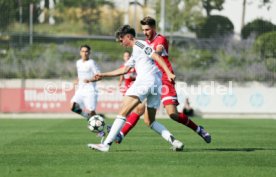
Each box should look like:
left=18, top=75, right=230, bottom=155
left=124, top=40, right=160, bottom=81
left=76, top=59, right=100, bottom=90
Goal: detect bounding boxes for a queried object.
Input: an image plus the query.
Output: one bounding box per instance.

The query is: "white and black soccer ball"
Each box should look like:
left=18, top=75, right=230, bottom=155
left=88, top=115, right=105, bottom=133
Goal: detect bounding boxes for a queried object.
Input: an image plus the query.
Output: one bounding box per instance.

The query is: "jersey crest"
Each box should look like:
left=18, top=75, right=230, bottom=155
left=144, top=47, right=153, bottom=55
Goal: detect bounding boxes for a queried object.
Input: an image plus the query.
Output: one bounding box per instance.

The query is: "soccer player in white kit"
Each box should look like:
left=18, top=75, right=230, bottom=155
left=88, top=25, right=184, bottom=152
left=70, top=45, right=100, bottom=119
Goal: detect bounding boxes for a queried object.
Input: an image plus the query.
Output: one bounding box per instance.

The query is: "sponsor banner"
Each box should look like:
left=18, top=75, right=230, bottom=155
left=176, top=82, right=276, bottom=114
left=0, top=88, right=73, bottom=113
left=1, top=80, right=276, bottom=116
left=0, top=87, right=123, bottom=113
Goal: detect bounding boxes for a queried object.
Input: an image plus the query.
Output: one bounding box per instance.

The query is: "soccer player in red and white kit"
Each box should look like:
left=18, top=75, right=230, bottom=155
left=88, top=25, right=184, bottom=152
left=115, top=16, right=211, bottom=144
left=118, top=51, right=136, bottom=95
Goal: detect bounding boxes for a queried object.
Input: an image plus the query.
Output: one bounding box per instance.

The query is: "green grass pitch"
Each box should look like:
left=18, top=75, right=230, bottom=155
left=0, top=118, right=276, bottom=177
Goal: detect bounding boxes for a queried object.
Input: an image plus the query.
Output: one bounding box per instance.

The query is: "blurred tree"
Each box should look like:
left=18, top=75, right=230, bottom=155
left=258, top=0, right=272, bottom=8
left=57, top=0, right=114, bottom=34
left=183, top=0, right=205, bottom=33
left=60, top=0, right=113, bottom=7
left=156, top=0, right=225, bottom=33
left=195, top=15, right=234, bottom=38
left=99, top=5, right=123, bottom=35
left=0, top=0, right=16, bottom=31
left=181, top=0, right=226, bottom=37
left=16, top=0, right=40, bottom=23
left=254, top=31, right=276, bottom=59
left=0, top=0, right=39, bottom=31
left=156, top=0, right=186, bottom=33
left=254, top=31, right=276, bottom=72
left=201, top=0, right=224, bottom=17
left=241, top=19, right=276, bottom=39
left=241, top=0, right=272, bottom=28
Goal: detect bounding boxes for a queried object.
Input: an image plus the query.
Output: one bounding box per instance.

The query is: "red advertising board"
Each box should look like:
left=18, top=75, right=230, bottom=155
left=0, top=88, right=122, bottom=113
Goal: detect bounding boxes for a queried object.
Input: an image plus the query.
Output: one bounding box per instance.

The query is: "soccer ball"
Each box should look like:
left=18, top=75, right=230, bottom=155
left=88, top=115, right=105, bottom=133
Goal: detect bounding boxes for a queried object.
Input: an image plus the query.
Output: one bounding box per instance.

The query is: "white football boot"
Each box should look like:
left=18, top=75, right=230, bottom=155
left=171, top=140, right=184, bottom=151
left=88, top=143, right=110, bottom=152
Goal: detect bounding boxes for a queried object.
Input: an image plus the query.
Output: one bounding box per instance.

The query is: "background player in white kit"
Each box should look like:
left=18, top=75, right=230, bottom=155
left=70, top=44, right=100, bottom=120
left=88, top=25, right=184, bottom=152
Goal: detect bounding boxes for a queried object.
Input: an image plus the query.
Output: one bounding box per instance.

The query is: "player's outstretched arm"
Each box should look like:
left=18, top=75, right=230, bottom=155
left=151, top=53, right=175, bottom=82
left=97, top=66, right=131, bottom=79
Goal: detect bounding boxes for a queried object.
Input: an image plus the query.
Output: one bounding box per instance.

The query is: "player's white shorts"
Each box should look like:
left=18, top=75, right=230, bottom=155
left=125, top=73, right=162, bottom=109
left=70, top=89, right=98, bottom=111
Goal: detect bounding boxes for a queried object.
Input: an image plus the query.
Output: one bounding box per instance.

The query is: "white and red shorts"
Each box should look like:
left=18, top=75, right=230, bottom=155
left=125, top=74, right=162, bottom=109
left=161, top=79, right=179, bottom=106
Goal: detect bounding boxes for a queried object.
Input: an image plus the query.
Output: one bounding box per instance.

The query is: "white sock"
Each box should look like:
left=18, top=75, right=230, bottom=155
left=103, top=115, right=126, bottom=146
left=150, top=121, right=175, bottom=144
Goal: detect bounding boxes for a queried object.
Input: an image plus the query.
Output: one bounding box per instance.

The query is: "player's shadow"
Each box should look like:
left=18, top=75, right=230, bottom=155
left=195, top=147, right=267, bottom=152
left=115, top=148, right=273, bottom=153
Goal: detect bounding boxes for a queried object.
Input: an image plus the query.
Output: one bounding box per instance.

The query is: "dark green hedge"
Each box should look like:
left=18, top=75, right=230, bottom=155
left=195, top=15, right=234, bottom=38
left=241, top=19, right=276, bottom=39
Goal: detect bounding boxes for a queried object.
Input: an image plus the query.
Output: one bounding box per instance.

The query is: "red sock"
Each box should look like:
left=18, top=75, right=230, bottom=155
left=178, top=113, right=198, bottom=131
left=121, top=112, right=140, bottom=136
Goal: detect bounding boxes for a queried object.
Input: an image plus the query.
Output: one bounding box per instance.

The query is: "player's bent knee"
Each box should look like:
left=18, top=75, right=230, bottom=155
left=135, top=108, right=145, bottom=116
left=134, top=104, right=146, bottom=116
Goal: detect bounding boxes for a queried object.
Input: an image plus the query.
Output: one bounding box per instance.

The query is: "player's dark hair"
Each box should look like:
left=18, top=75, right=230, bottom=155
left=140, top=16, right=156, bottom=27
left=80, top=44, right=91, bottom=52
left=115, top=25, right=136, bottom=41
left=124, top=50, right=131, bottom=55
